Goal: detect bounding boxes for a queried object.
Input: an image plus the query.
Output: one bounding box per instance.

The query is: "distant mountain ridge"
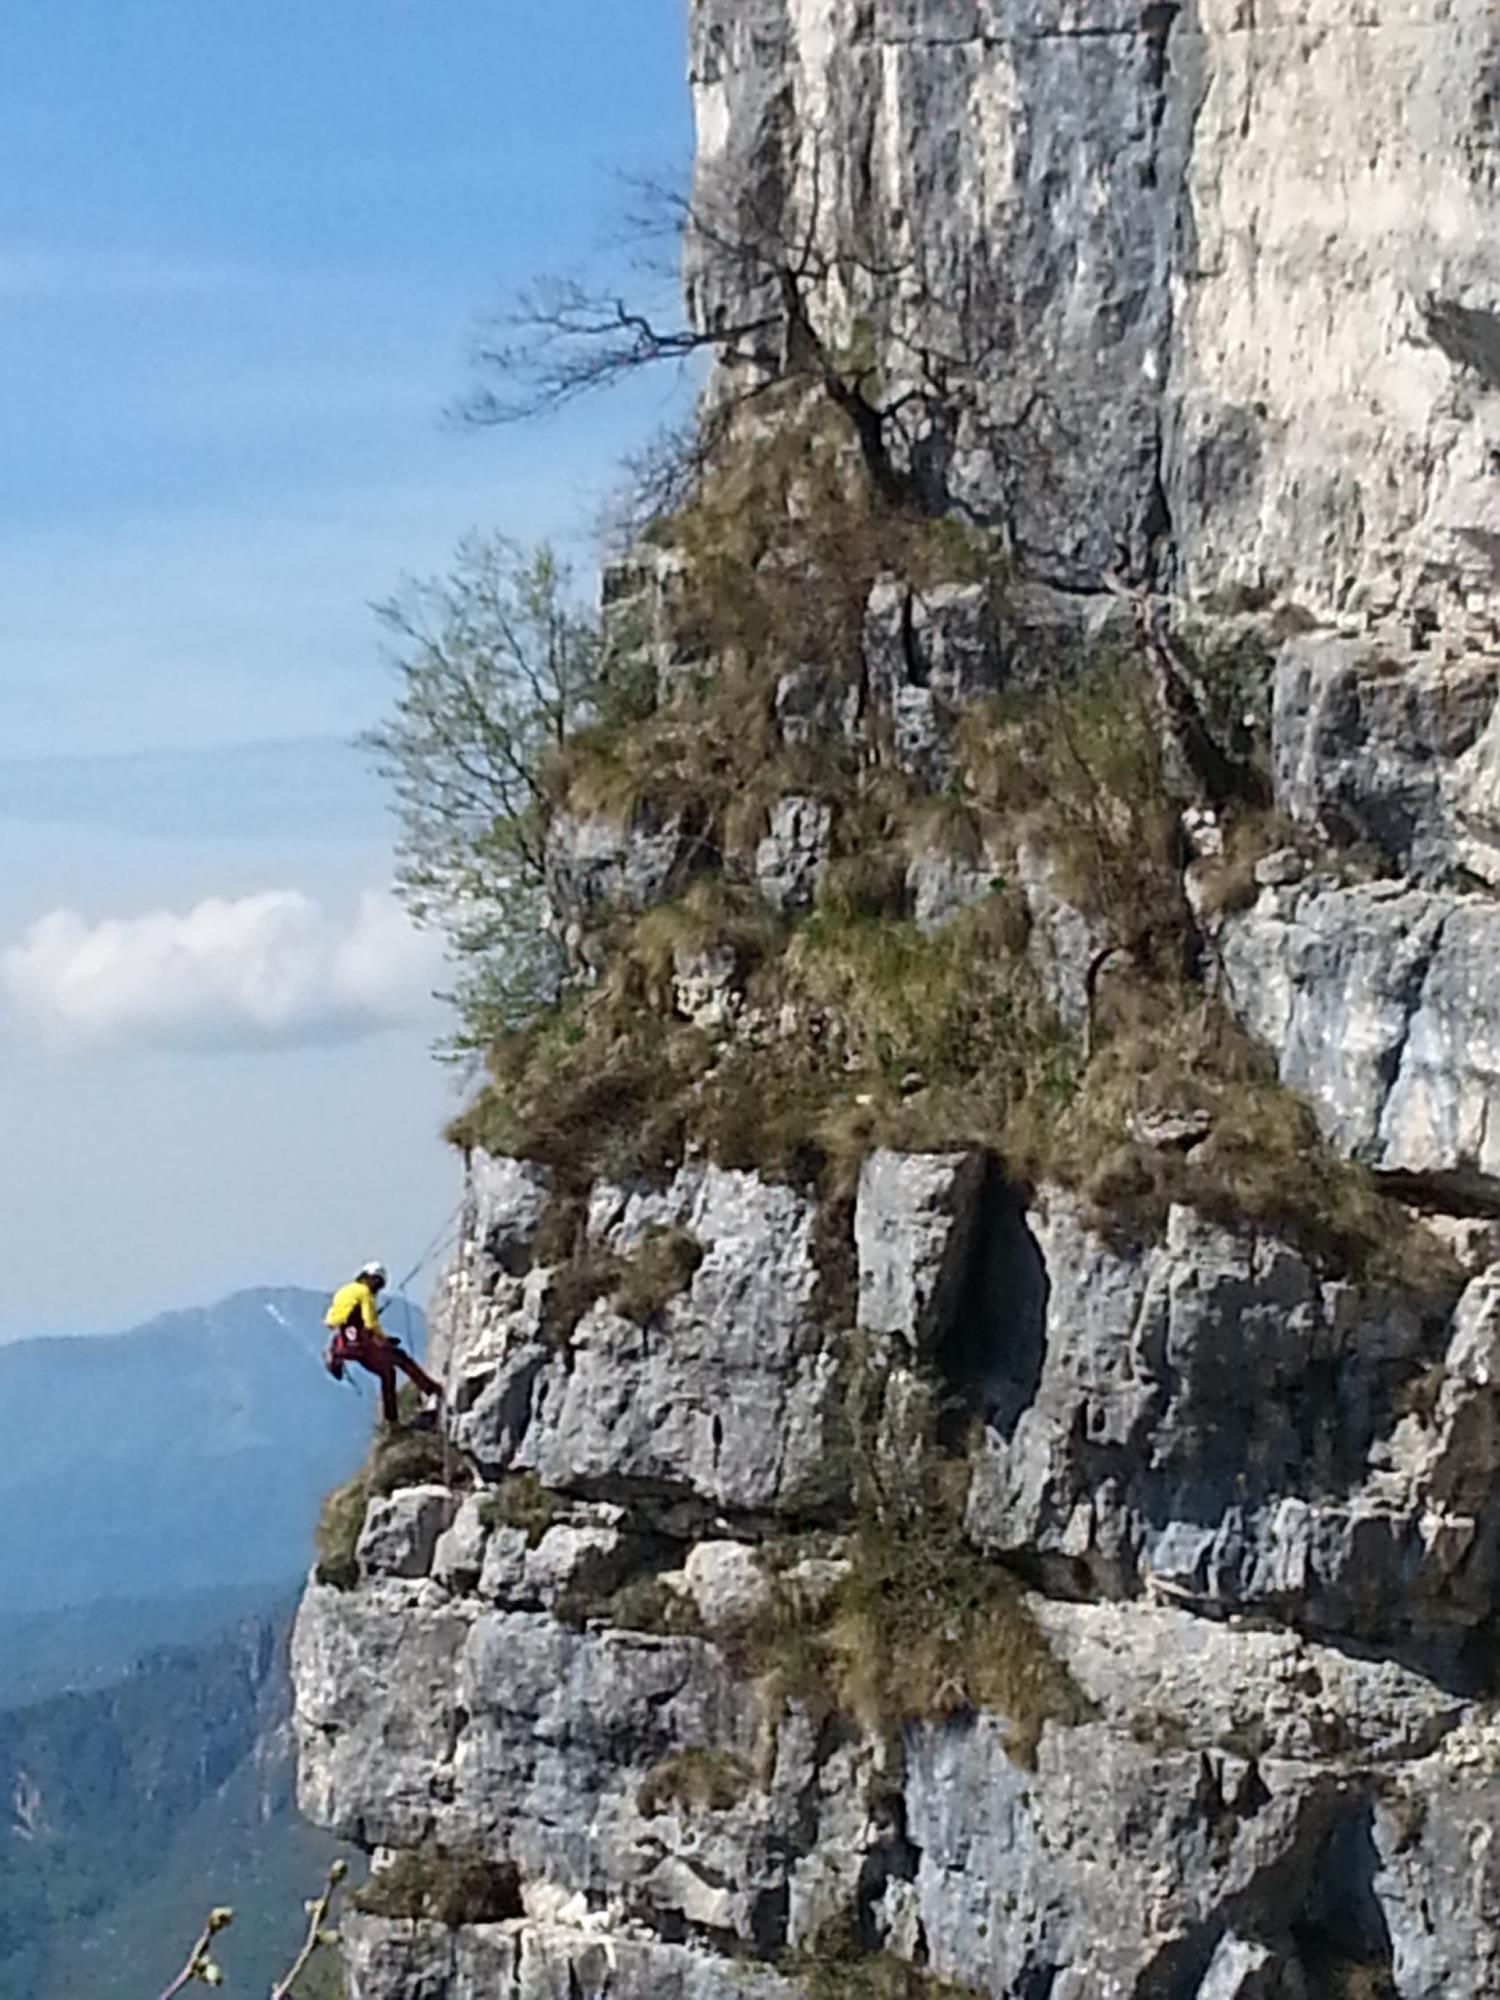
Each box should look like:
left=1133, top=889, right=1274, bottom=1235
left=0, top=1285, right=423, bottom=1613
left=0, top=1598, right=342, bottom=2000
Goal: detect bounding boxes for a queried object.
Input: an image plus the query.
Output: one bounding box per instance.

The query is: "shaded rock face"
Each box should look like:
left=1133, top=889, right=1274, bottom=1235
left=692, top=0, right=1500, bottom=631
left=966, top=1191, right=1500, bottom=1651
left=1223, top=878, right=1500, bottom=1204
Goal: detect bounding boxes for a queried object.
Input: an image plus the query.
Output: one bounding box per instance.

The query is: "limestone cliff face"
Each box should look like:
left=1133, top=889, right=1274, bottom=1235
left=692, top=0, right=1500, bottom=629
left=292, top=5, right=1500, bottom=1997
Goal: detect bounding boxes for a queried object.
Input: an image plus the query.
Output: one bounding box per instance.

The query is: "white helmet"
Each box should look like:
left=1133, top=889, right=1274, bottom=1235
left=358, top=1260, right=388, bottom=1289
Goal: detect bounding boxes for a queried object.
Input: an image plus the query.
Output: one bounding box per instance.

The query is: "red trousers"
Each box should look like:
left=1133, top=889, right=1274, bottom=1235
left=331, top=1328, right=440, bottom=1423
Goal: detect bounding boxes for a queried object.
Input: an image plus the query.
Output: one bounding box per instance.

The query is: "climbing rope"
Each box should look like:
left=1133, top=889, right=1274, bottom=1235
left=389, top=1200, right=467, bottom=1489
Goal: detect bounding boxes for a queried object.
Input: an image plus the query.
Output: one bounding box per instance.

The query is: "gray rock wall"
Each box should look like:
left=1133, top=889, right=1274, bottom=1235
left=692, top=0, right=1500, bottom=633
left=296, top=1150, right=1500, bottom=1997
left=292, top=3, right=1500, bottom=1995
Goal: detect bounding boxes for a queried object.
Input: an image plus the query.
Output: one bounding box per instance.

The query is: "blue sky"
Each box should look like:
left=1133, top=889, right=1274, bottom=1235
left=0, top=2, right=694, bottom=1336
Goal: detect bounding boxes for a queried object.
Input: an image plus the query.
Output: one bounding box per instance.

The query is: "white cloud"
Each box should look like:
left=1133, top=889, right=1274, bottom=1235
left=2, top=889, right=442, bottom=1053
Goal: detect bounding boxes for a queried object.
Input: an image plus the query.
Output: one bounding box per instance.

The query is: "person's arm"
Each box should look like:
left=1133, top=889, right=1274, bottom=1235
left=359, top=1285, right=386, bottom=1339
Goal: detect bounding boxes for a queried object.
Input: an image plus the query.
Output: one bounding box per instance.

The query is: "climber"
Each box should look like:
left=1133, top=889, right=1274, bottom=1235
left=322, top=1261, right=442, bottom=1427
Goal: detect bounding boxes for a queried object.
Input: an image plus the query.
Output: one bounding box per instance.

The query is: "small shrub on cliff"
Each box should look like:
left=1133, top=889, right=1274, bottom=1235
left=352, top=1844, right=521, bottom=1928
left=314, top=1472, right=370, bottom=1590
left=636, top=1748, right=752, bottom=1817
left=369, top=534, right=652, bottom=1055
left=613, top=1226, right=706, bottom=1324
left=367, top=1416, right=449, bottom=1496
left=789, top=1917, right=986, bottom=2000
left=607, top=1572, right=704, bottom=1638
left=478, top=1472, right=559, bottom=1548
left=313, top=1404, right=453, bottom=1589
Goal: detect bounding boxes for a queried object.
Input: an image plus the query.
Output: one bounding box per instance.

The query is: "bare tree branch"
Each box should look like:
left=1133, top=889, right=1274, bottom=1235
left=157, top=1907, right=232, bottom=1997
left=271, top=1860, right=347, bottom=1999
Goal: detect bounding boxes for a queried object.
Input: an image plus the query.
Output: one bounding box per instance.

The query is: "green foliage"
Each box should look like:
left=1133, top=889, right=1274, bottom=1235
left=352, top=1844, right=521, bottom=1928
left=477, top=1472, right=559, bottom=1549
left=636, top=1748, right=752, bottom=1817
left=606, top=1573, right=705, bottom=1638
left=313, top=1473, right=369, bottom=1591
left=314, top=1413, right=452, bottom=1589
left=367, top=534, right=617, bottom=1055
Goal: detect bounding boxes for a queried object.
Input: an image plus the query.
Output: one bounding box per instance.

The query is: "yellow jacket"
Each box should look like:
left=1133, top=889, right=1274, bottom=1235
left=325, top=1279, right=386, bottom=1341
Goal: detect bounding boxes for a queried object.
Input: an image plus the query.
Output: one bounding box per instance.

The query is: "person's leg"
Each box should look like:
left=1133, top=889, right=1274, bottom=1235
left=348, top=1330, right=401, bottom=1422
left=392, top=1346, right=442, bottom=1402
left=374, top=1349, right=400, bottom=1424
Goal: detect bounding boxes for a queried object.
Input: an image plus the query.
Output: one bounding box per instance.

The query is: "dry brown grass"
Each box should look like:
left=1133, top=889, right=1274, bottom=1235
left=353, top=1845, right=521, bottom=1928
left=477, top=1472, right=559, bottom=1548
left=636, top=1748, right=752, bottom=1818
left=613, top=1226, right=706, bottom=1325
left=1192, top=807, right=1296, bottom=918
left=1008, top=979, right=1461, bottom=1294
left=789, top=1919, right=987, bottom=2000
left=825, top=1513, right=1087, bottom=1768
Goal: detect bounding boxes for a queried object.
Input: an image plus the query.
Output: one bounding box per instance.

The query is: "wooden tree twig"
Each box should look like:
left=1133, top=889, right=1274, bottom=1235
left=158, top=1907, right=232, bottom=1997
left=270, top=1858, right=348, bottom=2000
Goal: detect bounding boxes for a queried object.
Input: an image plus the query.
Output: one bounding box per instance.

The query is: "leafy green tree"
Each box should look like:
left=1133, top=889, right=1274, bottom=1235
left=366, top=534, right=605, bottom=1054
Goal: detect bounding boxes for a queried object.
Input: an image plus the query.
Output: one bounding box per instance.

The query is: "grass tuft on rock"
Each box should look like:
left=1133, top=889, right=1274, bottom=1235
left=737, top=1376, right=1089, bottom=1768
left=352, top=1844, right=521, bottom=1928
left=477, top=1472, right=559, bottom=1549
left=607, top=1573, right=705, bottom=1638
left=313, top=1397, right=452, bottom=1589
left=613, top=1226, right=706, bottom=1324
left=540, top=1244, right=624, bottom=1348
left=636, top=1748, right=752, bottom=1818
left=789, top=1918, right=986, bottom=2000
left=313, top=1472, right=370, bottom=1590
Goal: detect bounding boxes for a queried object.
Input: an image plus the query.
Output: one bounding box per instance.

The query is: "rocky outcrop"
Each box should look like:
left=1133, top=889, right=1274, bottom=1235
left=965, top=1190, right=1500, bottom=1649
left=692, top=0, right=1500, bottom=632
left=1223, top=875, right=1500, bottom=1204
left=1270, top=635, right=1498, bottom=880
left=439, top=1163, right=841, bottom=1520
left=293, top=4, right=1500, bottom=1996
left=297, top=1150, right=1500, bottom=1997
